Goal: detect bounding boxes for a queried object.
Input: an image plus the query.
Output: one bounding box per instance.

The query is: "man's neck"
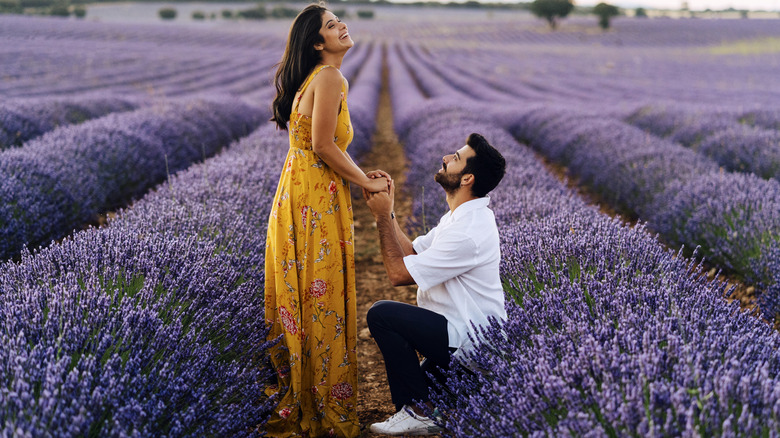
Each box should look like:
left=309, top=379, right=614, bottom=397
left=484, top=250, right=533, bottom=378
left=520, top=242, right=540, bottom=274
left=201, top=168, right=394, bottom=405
left=445, top=189, right=478, bottom=213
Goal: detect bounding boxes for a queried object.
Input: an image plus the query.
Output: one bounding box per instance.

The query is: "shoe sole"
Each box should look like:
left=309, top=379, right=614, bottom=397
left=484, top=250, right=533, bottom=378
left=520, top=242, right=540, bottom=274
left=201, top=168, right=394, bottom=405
left=369, top=427, right=442, bottom=436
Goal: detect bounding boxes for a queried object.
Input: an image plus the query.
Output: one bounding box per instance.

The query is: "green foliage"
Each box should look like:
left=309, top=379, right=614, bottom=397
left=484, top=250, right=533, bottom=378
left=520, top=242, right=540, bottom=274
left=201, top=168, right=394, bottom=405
left=530, top=0, right=574, bottom=30
left=634, top=7, right=647, bottom=18
left=237, top=5, right=266, bottom=19
left=356, top=9, right=374, bottom=19
left=49, top=1, right=69, bottom=16
left=0, top=0, right=21, bottom=13
left=270, top=5, right=298, bottom=18
left=19, top=0, right=50, bottom=7
left=73, top=4, right=85, bottom=17
left=332, top=8, right=347, bottom=18
left=221, top=9, right=232, bottom=18
left=158, top=7, right=176, bottom=20
left=593, top=2, right=619, bottom=29
left=191, top=9, right=205, bottom=20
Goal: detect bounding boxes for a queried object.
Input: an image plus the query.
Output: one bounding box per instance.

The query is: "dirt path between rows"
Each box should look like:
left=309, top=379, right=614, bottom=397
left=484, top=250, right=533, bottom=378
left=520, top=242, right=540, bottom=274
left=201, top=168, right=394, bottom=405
left=351, top=65, right=424, bottom=436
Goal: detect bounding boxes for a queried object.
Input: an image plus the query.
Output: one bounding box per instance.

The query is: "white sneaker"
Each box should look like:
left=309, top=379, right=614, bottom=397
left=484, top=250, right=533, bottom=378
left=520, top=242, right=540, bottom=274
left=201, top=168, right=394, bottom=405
left=369, top=405, right=442, bottom=435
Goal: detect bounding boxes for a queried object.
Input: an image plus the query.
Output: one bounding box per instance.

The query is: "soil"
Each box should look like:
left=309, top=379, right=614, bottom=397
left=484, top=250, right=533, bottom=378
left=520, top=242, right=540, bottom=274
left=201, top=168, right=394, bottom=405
left=351, top=66, right=430, bottom=437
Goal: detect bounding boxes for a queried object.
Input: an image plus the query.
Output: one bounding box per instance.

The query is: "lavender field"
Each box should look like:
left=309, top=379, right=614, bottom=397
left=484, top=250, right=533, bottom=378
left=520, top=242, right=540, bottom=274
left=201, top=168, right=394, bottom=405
left=2, top=10, right=780, bottom=436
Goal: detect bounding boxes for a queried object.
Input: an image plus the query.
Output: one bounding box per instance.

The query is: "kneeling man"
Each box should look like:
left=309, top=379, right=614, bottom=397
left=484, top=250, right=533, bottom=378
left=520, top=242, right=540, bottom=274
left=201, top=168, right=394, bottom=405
left=363, top=133, right=507, bottom=436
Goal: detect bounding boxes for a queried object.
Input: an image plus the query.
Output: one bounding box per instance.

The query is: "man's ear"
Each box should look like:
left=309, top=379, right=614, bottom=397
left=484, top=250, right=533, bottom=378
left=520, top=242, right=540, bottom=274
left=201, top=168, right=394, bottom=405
left=461, top=173, right=475, bottom=187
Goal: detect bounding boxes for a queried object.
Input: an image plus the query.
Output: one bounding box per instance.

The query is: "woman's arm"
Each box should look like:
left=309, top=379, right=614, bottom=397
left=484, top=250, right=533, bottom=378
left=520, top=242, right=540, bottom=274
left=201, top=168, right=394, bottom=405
left=311, top=68, right=387, bottom=193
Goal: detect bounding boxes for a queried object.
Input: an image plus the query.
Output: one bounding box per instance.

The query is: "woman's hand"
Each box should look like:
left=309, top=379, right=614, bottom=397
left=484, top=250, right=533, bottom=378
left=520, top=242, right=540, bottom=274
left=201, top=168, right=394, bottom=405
left=363, top=176, right=389, bottom=194
left=366, top=170, right=392, bottom=192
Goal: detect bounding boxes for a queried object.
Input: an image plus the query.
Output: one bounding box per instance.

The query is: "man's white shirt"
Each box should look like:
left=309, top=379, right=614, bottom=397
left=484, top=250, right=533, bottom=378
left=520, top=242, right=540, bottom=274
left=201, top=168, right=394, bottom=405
left=403, top=196, right=506, bottom=356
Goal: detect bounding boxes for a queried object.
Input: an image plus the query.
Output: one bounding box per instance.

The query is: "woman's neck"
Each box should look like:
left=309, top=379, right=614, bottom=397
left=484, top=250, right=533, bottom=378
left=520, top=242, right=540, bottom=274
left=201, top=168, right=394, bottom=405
left=318, top=52, right=344, bottom=70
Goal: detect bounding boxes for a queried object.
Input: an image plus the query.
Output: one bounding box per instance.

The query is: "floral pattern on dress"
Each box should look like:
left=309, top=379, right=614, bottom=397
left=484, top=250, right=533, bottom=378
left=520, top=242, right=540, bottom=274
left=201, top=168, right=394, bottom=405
left=264, top=65, right=358, bottom=438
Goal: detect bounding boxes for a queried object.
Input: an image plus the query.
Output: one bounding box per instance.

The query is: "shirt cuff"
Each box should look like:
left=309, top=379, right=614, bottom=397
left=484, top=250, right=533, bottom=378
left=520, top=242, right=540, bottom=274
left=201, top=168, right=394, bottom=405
left=403, top=255, right=430, bottom=291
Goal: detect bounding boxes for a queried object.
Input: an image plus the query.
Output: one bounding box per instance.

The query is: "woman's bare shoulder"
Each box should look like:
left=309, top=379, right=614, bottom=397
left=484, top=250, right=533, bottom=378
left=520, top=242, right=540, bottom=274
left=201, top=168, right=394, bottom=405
left=312, top=66, right=345, bottom=89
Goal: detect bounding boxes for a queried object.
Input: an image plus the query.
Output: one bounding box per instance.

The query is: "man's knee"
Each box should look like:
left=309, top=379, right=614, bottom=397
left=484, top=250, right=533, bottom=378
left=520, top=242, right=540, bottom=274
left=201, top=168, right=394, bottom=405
left=367, top=300, right=396, bottom=331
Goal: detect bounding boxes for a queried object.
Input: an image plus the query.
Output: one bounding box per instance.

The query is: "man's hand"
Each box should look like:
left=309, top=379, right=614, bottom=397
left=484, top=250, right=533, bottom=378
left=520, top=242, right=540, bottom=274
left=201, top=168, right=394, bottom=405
left=365, top=180, right=396, bottom=219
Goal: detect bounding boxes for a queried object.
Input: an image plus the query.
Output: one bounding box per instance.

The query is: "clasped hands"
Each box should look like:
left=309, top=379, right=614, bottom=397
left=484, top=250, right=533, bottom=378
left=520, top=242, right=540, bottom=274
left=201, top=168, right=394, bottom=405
left=363, top=170, right=394, bottom=219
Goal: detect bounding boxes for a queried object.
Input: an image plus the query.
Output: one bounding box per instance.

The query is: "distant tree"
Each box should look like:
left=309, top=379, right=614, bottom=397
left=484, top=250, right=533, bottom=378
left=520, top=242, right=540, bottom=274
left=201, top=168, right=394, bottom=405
left=356, top=9, right=374, bottom=19
left=740, top=10, right=748, bottom=18
left=0, top=0, right=22, bottom=13
left=158, top=7, right=176, bottom=20
left=191, top=10, right=205, bottom=20
left=530, top=0, right=574, bottom=30
left=270, top=5, right=298, bottom=18
left=634, top=7, right=647, bottom=18
left=73, top=4, right=86, bottom=17
left=237, top=5, right=266, bottom=19
left=221, top=9, right=233, bottom=19
left=49, top=1, right=69, bottom=16
left=593, top=2, right=619, bottom=29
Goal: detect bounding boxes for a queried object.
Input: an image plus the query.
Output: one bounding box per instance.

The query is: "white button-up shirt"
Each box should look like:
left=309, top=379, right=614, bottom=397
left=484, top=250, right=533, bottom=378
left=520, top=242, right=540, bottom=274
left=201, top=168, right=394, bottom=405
left=403, top=196, right=506, bottom=355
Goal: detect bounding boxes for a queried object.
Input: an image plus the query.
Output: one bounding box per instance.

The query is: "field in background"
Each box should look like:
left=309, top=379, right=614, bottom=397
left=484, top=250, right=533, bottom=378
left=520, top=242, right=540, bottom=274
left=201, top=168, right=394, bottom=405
left=2, top=9, right=780, bottom=436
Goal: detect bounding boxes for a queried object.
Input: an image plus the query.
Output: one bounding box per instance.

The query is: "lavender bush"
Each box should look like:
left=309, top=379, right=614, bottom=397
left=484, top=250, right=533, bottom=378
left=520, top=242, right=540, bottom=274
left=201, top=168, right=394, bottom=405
left=0, top=16, right=284, bottom=100
left=627, top=105, right=780, bottom=181
left=0, top=96, right=266, bottom=260
left=388, top=45, right=780, bottom=435
left=345, top=42, right=382, bottom=158
left=0, top=123, right=288, bottom=437
left=503, top=106, right=780, bottom=321
left=0, top=96, right=141, bottom=149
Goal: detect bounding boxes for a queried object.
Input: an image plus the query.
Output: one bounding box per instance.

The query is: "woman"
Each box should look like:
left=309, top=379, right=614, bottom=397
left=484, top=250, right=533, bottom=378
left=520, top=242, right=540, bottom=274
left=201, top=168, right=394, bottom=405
left=264, top=4, right=389, bottom=437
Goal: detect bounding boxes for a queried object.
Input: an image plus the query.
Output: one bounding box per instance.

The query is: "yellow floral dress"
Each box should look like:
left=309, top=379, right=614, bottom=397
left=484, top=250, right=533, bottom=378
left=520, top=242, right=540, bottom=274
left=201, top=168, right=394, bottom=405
left=264, top=65, right=359, bottom=438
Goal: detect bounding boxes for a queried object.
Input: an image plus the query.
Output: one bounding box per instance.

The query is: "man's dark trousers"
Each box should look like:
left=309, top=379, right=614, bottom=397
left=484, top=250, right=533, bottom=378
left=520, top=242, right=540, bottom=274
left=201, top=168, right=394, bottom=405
left=367, top=300, right=453, bottom=411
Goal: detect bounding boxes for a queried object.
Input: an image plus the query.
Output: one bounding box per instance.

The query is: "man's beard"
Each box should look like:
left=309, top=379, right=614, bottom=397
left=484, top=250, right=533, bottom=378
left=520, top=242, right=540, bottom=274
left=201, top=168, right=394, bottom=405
left=434, top=170, right=462, bottom=194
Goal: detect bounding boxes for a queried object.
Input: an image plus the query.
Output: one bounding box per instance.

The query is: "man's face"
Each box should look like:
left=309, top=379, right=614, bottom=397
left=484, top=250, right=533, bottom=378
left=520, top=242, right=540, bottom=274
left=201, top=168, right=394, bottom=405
left=435, top=144, right=476, bottom=193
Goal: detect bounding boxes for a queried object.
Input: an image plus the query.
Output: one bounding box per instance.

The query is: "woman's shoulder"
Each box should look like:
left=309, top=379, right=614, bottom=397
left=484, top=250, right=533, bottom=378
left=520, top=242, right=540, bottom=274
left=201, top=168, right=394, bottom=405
left=311, top=65, right=346, bottom=88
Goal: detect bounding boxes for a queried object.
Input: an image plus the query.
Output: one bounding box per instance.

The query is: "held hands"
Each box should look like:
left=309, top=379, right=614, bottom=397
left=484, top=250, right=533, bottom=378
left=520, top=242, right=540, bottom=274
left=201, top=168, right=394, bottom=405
left=363, top=177, right=395, bottom=220
left=364, top=170, right=392, bottom=194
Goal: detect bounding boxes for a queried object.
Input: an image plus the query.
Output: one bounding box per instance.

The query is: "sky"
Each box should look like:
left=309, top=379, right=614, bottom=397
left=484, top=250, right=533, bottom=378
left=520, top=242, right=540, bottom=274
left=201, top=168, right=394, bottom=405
left=573, top=0, right=780, bottom=10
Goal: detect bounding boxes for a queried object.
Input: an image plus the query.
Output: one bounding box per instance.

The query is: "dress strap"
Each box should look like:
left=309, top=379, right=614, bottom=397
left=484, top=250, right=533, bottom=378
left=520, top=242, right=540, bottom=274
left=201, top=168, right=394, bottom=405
left=292, top=65, right=333, bottom=114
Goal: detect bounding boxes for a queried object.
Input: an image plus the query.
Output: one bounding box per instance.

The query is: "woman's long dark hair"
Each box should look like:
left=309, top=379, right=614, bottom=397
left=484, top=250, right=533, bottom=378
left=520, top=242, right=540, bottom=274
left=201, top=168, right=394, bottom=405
left=271, top=4, right=327, bottom=131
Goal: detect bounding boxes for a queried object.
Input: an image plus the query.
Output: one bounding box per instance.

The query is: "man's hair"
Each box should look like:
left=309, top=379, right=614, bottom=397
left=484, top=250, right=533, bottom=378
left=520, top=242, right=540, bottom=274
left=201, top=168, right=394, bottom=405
left=462, top=133, right=506, bottom=198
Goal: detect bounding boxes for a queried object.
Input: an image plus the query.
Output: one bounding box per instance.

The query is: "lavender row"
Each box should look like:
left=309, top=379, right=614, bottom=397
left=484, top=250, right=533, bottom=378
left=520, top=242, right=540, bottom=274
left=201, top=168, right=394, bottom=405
left=352, top=16, right=780, bottom=48
left=0, top=16, right=282, bottom=99
left=1, top=39, right=278, bottom=99
left=386, top=57, right=780, bottom=432
left=0, top=122, right=289, bottom=436
left=386, top=36, right=780, bottom=318
left=0, top=96, right=265, bottom=260
left=506, top=105, right=780, bottom=321
left=395, top=27, right=780, bottom=108
left=346, top=42, right=382, bottom=158
left=627, top=104, right=780, bottom=181
left=0, top=15, right=285, bottom=50
left=0, top=95, right=142, bottom=149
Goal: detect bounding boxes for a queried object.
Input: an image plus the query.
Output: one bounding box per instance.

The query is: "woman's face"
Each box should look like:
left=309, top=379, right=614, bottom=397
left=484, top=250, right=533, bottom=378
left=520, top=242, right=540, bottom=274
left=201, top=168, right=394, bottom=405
left=316, top=11, right=353, bottom=53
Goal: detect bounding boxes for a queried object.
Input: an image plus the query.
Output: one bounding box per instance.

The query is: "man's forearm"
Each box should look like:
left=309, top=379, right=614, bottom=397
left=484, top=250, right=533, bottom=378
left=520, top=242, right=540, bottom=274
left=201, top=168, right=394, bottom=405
left=392, top=213, right=415, bottom=256
left=376, top=212, right=415, bottom=286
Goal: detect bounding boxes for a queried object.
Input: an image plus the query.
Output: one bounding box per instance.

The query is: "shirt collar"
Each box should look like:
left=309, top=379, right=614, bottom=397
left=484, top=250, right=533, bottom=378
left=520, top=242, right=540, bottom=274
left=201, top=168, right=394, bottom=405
left=448, top=196, right=490, bottom=221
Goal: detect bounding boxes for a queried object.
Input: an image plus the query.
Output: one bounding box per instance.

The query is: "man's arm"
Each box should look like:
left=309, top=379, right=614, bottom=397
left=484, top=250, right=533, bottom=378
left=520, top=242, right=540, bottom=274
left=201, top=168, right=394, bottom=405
left=374, top=210, right=415, bottom=286
left=365, top=181, right=416, bottom=286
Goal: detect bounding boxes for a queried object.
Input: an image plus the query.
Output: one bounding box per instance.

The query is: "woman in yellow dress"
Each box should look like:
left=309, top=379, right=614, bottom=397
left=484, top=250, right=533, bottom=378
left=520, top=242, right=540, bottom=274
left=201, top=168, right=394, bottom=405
left=264, top=4, right=389, bottom=437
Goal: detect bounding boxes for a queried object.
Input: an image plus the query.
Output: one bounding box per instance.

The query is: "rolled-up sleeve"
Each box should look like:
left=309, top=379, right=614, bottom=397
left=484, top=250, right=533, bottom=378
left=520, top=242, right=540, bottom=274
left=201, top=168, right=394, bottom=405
left=403, top=231, right=477, bottom=291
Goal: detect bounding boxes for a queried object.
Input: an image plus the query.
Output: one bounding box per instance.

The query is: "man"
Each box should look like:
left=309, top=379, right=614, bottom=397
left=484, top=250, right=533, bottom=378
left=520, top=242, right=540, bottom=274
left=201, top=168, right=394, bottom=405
left=363, top=133, right=507, bottom=436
